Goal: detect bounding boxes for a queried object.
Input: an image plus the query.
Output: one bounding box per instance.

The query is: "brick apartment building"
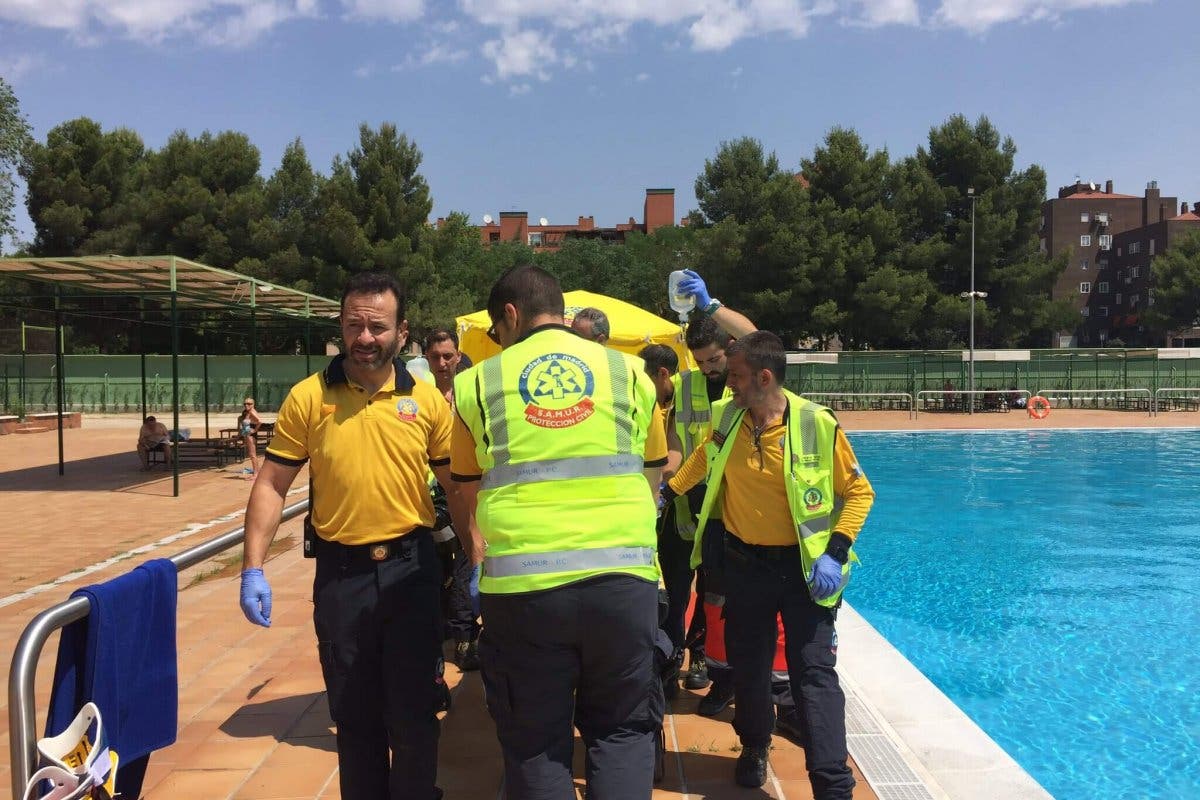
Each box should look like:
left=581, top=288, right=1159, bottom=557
left=1107, top=201, right=1200, bottom=346
left=464, top=188, right=679, bottom=250
left=1040, top=180, right=1177, bottom=346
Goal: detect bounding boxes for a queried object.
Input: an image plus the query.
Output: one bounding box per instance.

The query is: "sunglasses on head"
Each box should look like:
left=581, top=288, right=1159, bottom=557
left=486, top=322, right=500, bottom=345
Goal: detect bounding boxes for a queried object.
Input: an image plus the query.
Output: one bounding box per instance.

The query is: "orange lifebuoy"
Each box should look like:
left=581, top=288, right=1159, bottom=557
left=1028, top=396, right=1051, bottom=419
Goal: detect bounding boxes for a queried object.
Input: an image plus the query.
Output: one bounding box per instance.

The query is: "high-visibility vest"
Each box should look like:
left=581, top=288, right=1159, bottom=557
left=454, top=327, right=661, bottom=594
left=689, top=390, right=852, bottom=607
left=669, top=370, right=729, bottom=539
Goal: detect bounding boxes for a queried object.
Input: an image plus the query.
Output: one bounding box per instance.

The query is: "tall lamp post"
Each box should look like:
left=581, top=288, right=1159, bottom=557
left=959, top=188, right=987, bottom=414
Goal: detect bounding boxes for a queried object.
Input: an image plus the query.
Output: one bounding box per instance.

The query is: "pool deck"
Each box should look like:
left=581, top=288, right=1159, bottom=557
left=5, top=408, right=1192, bottom=798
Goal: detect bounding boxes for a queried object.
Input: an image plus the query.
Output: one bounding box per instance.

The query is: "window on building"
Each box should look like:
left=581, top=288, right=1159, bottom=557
left=1098, top=306, right=1109, bottom=317
left=1115, top=293, right=1122, bottom=305
left=1039, top=238, right=1047, bottom=254
left=1099, top=234, right=1112, bottom=250
left=1080, top=234, right=1092, bottom=247
left=1080, top=259, right=1089, bottom=270
left=1130, top=294, right=1139, bottom=308
left=1080, top=212, right=1089, bottom=223
left=1098, top=258, right=1108, bottom=270
left=528, top=232, right=543, bottom=246
left=1098, top=281, right=1109, bottom=293
left=1131, top=266, right=1139, bottom=278
left=1040, top=215, right=1045, bottom=230
left=1129, top=241, right=1141, bottom=254
left=1148, top=289, right=1155, bottom=306
left=488, top=231, right=500, bottom=242
left=1081, top=307, right=1090, bottom=317
left=1080, top=282, right=1091, bottom=294
left=1149, top=238, right=1156, bottom=255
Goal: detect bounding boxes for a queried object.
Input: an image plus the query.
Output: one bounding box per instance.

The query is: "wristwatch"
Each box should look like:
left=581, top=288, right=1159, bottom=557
left=703, top=298, right=723, bottom=316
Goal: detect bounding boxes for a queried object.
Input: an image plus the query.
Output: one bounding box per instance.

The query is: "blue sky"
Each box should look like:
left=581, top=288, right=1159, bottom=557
left=2, top=0, right=1198, bottom=250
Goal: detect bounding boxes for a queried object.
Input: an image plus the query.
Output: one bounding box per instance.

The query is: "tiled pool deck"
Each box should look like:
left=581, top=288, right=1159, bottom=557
left=5, top=409, right=1194, bottom=798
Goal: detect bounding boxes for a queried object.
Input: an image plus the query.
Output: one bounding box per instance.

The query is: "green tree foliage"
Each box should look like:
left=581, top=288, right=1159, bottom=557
left=1144, top=230, right=1200, bottom=336
left=0, top=76, right=32, bottom=251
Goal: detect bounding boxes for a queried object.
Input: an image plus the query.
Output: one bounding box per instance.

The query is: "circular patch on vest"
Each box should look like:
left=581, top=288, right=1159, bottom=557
left=396, top=397, right=419, bottom=422
left=518, top=353, right=596, bottom=428
left=803, top=486, right=824, bottom=511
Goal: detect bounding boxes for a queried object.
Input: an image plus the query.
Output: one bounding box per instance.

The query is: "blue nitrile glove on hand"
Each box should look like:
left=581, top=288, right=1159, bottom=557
left=240, top=567, right=272, bottom=627
left=678, top=269, right=713, bottom=309
left=808, top=555, right=843, bottom=601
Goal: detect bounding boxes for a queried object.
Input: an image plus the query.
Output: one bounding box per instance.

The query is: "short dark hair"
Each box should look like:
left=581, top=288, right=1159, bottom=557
left=573, top=307, right=610, bottom=342
left=423, top=327, right=459, bottom=351
left=726, top=330, right=786, bottom=383
left=487, top=264, right=563, bottom=323
left=685, top=316, right=731, bottom=352
left=341, top=271, right=406, bottom=324
left=638, top=344, right=678, bottom=377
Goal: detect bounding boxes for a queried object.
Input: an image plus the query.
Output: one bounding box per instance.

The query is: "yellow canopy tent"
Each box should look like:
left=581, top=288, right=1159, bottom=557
left=456, top=289, right=693, bottom=367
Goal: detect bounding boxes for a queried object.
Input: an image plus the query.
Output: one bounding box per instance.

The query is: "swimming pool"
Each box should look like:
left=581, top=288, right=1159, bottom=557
left=847, top=429, right=1200, bottom=800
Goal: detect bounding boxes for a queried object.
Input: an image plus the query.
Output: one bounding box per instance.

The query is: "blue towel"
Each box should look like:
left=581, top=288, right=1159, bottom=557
left=47, top=558, right=178, bottom=796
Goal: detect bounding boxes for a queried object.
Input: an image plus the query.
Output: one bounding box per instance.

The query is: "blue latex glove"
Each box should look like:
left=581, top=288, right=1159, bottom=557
left=808, top=555, right=843, bottom=601
left=678, top=269, right=713, bottom=309
left=240, top=567, right=273, bottom=627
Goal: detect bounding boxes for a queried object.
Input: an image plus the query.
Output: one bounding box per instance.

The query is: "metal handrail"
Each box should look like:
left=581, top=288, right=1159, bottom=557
left=799, top=392, right=915, bottom=419
left=915, top=389, right=1029, bottom=415
left=1153, top=387, right=1200, bottom=414
left=1035, top=387, right=1155, bottom=417
left=8, top=500, right=310, bottom=800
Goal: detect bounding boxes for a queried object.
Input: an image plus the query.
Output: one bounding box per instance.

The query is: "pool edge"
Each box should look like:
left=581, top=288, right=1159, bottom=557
left=838, top=603, right=1055, bottom=800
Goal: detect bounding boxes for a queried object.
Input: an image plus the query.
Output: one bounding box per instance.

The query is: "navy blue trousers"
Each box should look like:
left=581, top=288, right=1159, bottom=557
left=313, top=532, right=443, bottom=800
left=722, top=536, right=855, bottom=800
left=480, top=574, right=663, bottom=800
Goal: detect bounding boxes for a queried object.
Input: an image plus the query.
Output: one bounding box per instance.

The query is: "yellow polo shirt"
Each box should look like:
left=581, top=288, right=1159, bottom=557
left=267, top=355, right=451, bottom=545
left=669, top=415, right=874, bottom=546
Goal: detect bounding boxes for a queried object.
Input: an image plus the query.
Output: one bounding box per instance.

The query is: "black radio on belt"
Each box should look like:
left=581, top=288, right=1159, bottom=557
left=303, top=480, right=316, bottom=558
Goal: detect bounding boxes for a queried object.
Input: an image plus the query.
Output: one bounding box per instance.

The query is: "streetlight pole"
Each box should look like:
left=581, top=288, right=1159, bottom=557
left=969, top=187, right=975, bottom=414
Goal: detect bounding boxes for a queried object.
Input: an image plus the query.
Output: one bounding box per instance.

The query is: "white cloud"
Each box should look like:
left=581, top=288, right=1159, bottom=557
left=339, top=0, right=423, bottom=23
left=731, top=65, right=743, bottom=77
left=392, top=41, right=470, bottom=70
left=481, top=28, right=556, bottom=80
left=509, top=82, right=531, bottom=95
left=635, top=71, right=649, bottom=81
left=0, top=52, right=44, bottom=82
left=354, top=64, right=374, bottom=78
left=934, top=0, right=1143, bottom=33
left=850, top=0, right=919, bottom=26
left=0, top=0, right=317, bottom=45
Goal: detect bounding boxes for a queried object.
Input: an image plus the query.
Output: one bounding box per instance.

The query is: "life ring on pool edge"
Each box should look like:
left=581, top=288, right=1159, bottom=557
left=1028, top=396, right=1051, bottom=419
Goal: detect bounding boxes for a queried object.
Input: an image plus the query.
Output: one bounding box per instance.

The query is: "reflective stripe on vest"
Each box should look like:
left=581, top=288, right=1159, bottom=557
left=481, top=453, right=645, bottom=491
left=484, top=545, right=655, bottom=578
left=674, top=370, right=710, bottom=456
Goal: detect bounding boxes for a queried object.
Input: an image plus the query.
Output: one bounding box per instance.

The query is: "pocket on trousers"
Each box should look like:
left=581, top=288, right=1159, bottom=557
left=317, top=641, right=351, bottom=722
left=477, top=639, right=514, bottom=725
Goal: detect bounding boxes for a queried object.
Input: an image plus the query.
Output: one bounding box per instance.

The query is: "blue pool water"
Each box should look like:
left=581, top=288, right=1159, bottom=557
left=847, top=429, right=1200, bottom=800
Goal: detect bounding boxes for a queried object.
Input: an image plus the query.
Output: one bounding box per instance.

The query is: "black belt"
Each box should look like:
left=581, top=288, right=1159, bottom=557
left=724, top=533, right=799, bottom=562
left=314, top=526, right=432, bottom=563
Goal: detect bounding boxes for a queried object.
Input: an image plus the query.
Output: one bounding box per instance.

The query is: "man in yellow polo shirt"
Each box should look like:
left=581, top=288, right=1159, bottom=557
left=239, top=272, right=466, bottom=800
left=451, top=264, right=670, bottom=799
left=665, top=331, right=874, bottom=798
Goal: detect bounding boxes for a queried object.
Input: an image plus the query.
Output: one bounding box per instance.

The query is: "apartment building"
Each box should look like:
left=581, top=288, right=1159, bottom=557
left=1040, top=180, right=1177, bottom=346
left=1105, top=201, right=1200, bottom=346
left=463, top=188, right=679, bottom=250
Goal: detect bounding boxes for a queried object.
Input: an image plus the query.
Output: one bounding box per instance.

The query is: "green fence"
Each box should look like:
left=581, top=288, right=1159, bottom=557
left=783, top=350, right=1200, bottom=400
left=0, top=355, right=316, bottom=414
left=3, top=349, right=1200, bottom=416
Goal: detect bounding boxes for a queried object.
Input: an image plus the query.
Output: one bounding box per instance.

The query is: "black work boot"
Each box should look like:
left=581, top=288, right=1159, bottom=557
left=734, top=745, right=769, bottom=788
left=696, top=676, right=734, bottom=716
left=683, top=656, right=711, bottom=690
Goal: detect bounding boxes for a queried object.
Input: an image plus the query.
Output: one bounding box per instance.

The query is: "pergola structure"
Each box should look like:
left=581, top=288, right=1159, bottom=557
left=0, top=256, right=341, bottom=496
